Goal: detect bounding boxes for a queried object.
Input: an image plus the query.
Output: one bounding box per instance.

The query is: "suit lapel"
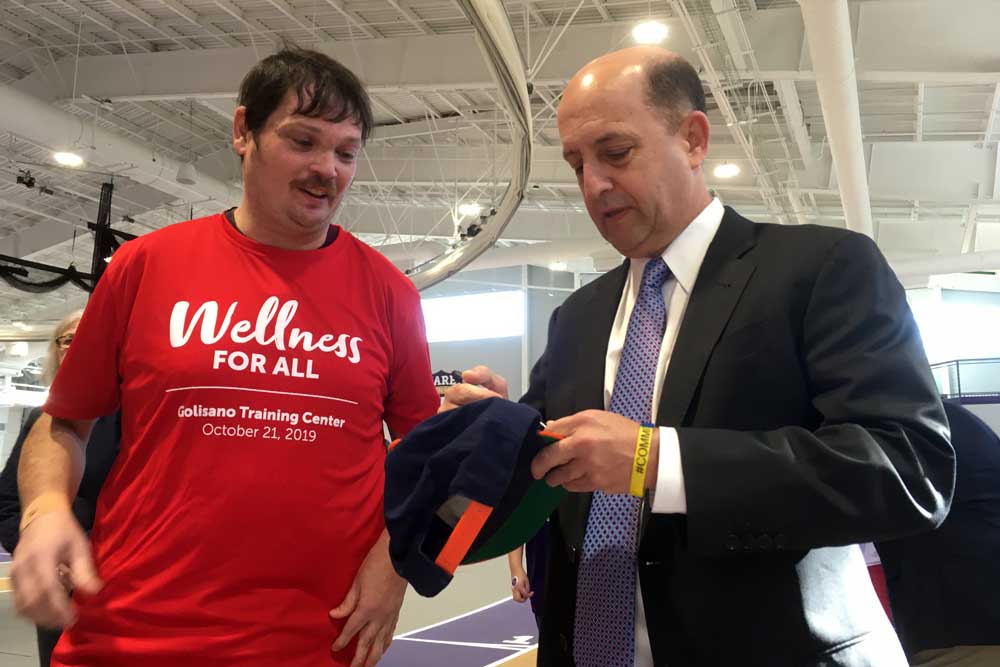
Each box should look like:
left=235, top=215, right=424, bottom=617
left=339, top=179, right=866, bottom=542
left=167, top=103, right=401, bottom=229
left=657, top=209, right=757, bottom=427
left=570, top=261, right=628, bottom=413
left=558, top=261, right=628, bottom=550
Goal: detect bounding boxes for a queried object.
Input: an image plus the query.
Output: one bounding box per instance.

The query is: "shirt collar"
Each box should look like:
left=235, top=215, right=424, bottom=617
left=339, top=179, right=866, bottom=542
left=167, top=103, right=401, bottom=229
left=629, top=198, right=725, bottom=293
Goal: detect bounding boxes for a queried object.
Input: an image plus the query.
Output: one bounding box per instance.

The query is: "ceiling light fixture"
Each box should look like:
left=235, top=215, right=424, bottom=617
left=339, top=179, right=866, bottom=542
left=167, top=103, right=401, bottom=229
left=632, top=20, right=668, bottom=45
left=176, top=161, right=197, bottom=185
left=53, top=151, right=84, bottom=167
left=549, top=260, right=568, bottom=272
left=713, top=163, right=741, bottom=179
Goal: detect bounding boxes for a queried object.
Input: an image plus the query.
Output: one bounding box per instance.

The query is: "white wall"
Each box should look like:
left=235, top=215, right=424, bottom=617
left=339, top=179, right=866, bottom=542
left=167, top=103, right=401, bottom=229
left=965, top=403, right=1000, bottom=437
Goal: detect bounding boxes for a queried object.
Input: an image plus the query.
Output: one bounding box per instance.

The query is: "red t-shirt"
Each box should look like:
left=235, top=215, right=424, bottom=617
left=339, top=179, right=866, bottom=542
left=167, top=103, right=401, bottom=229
left=45, top=214, right=439, bottom=667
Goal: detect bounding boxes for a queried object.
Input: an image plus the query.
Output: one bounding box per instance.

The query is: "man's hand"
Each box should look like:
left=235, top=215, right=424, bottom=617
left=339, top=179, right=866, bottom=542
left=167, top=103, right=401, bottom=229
left=329, top=531, right=407, bottom=667
left=11, top=508, right=102, bottom=629
left=533, top=410, right=659, bottom=494
left=439, top=366, right=509, bottom=413
left=511, top=570, right=533, bottom=603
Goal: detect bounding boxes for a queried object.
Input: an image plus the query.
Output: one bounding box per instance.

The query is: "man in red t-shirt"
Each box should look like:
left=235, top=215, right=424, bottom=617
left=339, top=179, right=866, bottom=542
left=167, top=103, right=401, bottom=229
left=11, top=48, right=439, bottom=667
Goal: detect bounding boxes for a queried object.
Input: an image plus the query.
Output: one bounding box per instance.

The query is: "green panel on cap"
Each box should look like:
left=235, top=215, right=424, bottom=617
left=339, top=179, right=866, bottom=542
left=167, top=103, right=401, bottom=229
left=463, top=434, right=567, bottom=563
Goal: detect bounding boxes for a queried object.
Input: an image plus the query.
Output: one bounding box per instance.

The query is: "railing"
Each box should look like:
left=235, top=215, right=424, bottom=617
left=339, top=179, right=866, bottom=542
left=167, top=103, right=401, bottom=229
left=930, top=357, right=1000, bottom=402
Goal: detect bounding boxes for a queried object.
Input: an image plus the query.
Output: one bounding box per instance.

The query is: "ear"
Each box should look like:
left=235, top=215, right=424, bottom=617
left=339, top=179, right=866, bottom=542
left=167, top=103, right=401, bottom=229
left=233, top=106, right=251, bottom=157
left=681, top=110, right=711, bottom=168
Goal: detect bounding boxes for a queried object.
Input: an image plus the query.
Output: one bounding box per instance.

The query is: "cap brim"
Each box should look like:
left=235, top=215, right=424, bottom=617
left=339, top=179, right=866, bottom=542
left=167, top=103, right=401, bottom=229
left=462, top=431, right=566, bottom=563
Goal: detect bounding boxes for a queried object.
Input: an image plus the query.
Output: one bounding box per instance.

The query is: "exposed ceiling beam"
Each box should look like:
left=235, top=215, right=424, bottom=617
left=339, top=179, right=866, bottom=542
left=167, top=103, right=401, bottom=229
left=962, top=207, right=979, bottom=253
left=157, top=0, right=243, bottom=48
left=986, top=83, right=1000, bottom=142
left=265, top=0, right=335, bottom=42
left=0, top=19, right=43, bottom=53
left=916, top=83, right=924, bottom=142
left=3, top=4, right=105, bottom=53
left=774, top=80, right=813, bottom=168
left=321, top=0, right=381, bottom=39
left=102, top=0, right=194, bottom=50
left=526, top=3, right=549, bottom=27
left=589, top=1, right=611, bottom=22
left=133, top=101, right=226, bottom=150
left=53, top=0, right=155, bottom=53
left=213, top=0, right=285, bottom=47
left=385, top=0, right=433, bottom=36
left=26, top=8, right=1000, bottom=109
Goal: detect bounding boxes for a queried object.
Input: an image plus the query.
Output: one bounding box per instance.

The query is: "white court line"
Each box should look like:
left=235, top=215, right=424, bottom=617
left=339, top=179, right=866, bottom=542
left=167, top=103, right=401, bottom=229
left=165, top=386, right=358, bottom=405
left=394, top=637, right=525, bottom=651
left=394, top=597, right=511, bottom=639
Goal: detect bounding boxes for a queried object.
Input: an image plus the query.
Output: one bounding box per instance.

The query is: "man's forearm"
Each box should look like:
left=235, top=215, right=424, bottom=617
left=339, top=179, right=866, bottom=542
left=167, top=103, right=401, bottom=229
left=17, top=414, right=92, bottom=516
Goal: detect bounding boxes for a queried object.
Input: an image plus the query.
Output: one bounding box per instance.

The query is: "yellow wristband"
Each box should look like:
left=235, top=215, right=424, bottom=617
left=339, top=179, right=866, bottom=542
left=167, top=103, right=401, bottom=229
left=630, top=425, right=654, bottom=497
left=19, top=491, right=71, bottom=532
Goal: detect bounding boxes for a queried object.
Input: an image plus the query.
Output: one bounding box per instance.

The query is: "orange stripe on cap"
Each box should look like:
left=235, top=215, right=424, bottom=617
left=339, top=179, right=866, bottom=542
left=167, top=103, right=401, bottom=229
left=434, top=501, right=494, bottom=575
left=388, top=438, right=402, bottom=451
left=537, top=429, right=564, bottom=441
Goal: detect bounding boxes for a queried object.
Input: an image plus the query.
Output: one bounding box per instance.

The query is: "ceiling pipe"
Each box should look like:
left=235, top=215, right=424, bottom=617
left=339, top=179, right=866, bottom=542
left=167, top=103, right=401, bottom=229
left=797, top=0, right=874, bottom=238
left=0, top=85, right=240, bottom=207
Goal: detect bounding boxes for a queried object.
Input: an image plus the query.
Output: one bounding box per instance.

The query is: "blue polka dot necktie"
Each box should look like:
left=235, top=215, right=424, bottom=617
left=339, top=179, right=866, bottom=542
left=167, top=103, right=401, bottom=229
left=573, top=257, right=670, bottom=667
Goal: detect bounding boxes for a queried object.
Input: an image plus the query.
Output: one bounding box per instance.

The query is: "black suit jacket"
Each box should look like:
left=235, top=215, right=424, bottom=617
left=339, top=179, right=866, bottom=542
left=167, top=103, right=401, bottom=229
left=875, top=401, right=1000, bottom=655
left=0, top=408, right=121, bottom=553
left=522, top=208, right=954, bottom=666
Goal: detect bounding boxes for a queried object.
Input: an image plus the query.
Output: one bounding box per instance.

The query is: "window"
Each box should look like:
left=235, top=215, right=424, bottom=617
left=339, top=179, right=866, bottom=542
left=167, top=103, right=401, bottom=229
left=421, top=290, right=525, bottom=343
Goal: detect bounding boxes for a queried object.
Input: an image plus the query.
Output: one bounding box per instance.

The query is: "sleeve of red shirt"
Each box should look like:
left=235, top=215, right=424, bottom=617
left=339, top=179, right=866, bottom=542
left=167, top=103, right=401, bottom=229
left=382, top=280, right=438, bottom=437
left=44, top=240, right=143, bottom=421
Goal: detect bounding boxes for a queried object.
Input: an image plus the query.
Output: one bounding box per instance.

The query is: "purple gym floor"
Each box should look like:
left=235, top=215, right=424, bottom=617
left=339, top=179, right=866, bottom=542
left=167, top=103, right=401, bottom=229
left=382, top=598, right=537, bottom=666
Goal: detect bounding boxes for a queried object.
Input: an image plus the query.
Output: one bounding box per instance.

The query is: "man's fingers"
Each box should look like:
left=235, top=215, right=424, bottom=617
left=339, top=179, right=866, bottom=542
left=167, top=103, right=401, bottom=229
left=67, top=545, right=102, bottom=596
left=441, top=383, right=501, bottom=409
left=332, top=612, right=365, bottom=653
left=563, top=475, right=597, bottom=494
left=460, top=365, right=493, bottom=385
left=531, top=438, right=576, bottom=480
left=544, top=459, right=587, bottom=489
left=14, top=559, right=73, bottom=628
left=348, top=623, right=376, bottom=667
left=544, top=411, right=591, bottom=437
left=360, top=627, right=392, bottom=667
left=329, top=584, right=360, bottom=620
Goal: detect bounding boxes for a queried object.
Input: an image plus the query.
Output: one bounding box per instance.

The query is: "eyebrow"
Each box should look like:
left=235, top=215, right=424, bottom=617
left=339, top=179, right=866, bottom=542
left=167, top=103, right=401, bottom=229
left=283, top=120, right=362, bottom=144
left=562, top=131, right=637, bottom=160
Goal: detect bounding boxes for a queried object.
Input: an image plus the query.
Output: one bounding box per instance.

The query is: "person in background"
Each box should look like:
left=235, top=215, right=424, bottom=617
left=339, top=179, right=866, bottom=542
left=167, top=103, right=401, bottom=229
left=507, top=520, right=549, bottom=632
left=0, top=311, right=120, bottom=667
left=875, top=401, right=1000, bottom=667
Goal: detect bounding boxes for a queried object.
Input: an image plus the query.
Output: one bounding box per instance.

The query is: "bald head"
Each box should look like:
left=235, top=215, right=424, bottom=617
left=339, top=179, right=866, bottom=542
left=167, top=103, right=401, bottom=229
left=555, top=46, right=713, bottom=258
left=561, top=46, right=705, bottom=131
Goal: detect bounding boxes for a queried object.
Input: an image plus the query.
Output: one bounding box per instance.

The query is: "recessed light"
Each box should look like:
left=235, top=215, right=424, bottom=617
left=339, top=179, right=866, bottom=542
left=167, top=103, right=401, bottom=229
left=632, top=20, right=668, bottom=45
left=713, top=163, right=741, bottom=179
left=53, top=151, right=84, bottom=167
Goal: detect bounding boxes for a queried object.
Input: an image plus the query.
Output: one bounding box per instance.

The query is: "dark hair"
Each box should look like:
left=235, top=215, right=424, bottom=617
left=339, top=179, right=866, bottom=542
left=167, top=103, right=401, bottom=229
left=645, top=56, right=707, bottom=131
left=238, top=48, right=375, bottom=143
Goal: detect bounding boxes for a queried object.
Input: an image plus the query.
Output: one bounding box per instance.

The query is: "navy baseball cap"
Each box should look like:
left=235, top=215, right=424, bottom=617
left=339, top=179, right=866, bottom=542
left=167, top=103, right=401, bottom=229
left=384, top=397, right=566, bottom=597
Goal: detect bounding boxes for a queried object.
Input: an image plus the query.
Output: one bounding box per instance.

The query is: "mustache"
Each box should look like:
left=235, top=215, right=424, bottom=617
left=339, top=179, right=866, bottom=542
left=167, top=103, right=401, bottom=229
left=293, top=179, right=338, bottom=196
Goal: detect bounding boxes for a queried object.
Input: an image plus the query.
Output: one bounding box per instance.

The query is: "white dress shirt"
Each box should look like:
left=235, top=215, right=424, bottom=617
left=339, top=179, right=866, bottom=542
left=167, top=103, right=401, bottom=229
left=602, top=198, right=725, bottom=666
